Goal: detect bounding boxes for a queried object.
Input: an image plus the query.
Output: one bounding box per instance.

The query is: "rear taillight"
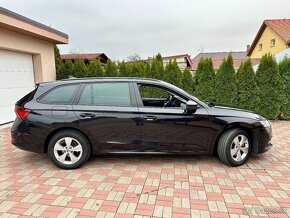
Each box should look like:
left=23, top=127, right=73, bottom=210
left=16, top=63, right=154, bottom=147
left=15, top=108, right=31, bottom=120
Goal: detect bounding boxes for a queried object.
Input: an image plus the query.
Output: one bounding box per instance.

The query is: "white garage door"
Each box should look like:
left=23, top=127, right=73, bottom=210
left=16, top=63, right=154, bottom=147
left=0, top=49, right=35, bottom=124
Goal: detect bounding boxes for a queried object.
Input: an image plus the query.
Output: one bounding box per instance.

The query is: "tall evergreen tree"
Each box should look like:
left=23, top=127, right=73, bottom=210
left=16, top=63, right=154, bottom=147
left=54, top=45, right=64, bottom=80
left=194, top=58, right=215, bottom=102
left=236, top=59, right=260, bottom=112
left=61, top=60, right=74, bottom=79
left=215, top=54, right=237, bottom=105
left=256, top=53, right=284, bottom=119
left=130, top=61, right=145, bottom=77
left=118, top=61, right=130, bottom=77
left=87, top=59, right=103, bottom=77
left=72, top=60, right=88, bottom=78
left=182, top=68, right=194, bottom=95
left=150, top=54, right=165, bottom=80
left=144, top=62, right=151, bottom=78
left=165, top=60, right=182, bottom=88
left=104, top=60, right=118, bottom=77
left=278, top=57, right=290, bottom=119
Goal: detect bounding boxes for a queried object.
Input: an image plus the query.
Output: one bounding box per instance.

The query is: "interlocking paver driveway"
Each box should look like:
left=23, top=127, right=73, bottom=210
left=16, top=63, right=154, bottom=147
left=0, top=121, right=289, bottom=218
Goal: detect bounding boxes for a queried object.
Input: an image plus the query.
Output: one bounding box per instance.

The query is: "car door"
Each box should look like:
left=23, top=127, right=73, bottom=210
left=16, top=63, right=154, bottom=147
left=72, top=82, right=142, bottom=152
left=135, top=82, right=210, bottom=153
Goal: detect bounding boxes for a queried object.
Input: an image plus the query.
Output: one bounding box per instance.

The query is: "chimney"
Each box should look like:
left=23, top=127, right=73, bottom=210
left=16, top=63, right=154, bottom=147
left=246, top=45, right=250, bottom=52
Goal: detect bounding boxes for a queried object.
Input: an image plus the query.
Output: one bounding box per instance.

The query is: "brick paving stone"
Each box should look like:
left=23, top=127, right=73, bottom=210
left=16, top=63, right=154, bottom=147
left=0, top=121, right=289, bottom=217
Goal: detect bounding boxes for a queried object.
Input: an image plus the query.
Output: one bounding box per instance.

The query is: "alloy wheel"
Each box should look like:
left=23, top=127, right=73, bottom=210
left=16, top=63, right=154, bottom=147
left=230, top=134, right=249, bottom=162
left=53, top=137, right=83, bottom=165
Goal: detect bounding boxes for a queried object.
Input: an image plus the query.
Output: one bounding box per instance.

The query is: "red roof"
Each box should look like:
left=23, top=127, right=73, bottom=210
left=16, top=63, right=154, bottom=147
left=247, top=19, right=290, bottom=56
left=191, top=51, right=259, bottom=70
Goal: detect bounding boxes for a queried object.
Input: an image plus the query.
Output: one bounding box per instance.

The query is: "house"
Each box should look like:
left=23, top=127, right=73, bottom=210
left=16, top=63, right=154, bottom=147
left=0, top=7, right=68, bottom=124
left=247, top=19, right=290, bottom=58
left=61, top=53, right=109, bottom=66
left=191, top=51, right=260, bottom=71
left=148, top=54, right=193, bottom=72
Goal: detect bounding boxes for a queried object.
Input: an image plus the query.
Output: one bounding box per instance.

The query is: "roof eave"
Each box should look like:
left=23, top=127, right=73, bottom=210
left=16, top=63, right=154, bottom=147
left=0, top=7, right=68, bottom=44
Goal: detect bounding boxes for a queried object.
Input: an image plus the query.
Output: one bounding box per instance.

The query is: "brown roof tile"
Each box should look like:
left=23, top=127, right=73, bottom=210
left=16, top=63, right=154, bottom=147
left=60, top=53, right=107, bottom=60
left=191, top=51, right=258, bottom=70
left=247, top=19, right=290, bottom=56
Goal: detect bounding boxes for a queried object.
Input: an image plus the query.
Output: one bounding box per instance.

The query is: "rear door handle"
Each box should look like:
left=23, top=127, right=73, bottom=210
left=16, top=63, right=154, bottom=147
left=143, top=116, right=157, bottom=121
left=79, top=113, right=95, bottom=118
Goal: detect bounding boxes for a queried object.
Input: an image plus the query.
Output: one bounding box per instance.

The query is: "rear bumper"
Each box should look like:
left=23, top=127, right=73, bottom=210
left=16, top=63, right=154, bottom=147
left=11, top=119, right=45, bottom=154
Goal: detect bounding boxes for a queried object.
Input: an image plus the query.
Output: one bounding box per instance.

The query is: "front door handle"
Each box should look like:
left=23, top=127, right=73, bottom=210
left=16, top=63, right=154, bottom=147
left=79, top=113, right=95, bottom=118
left=143, top=115, right=157, bottom=121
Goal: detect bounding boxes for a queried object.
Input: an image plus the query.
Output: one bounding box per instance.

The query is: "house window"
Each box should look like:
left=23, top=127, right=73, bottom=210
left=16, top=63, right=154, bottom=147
left=258, top=43, right=263, bottom=51
left=271, top=39, right=276, bottom=47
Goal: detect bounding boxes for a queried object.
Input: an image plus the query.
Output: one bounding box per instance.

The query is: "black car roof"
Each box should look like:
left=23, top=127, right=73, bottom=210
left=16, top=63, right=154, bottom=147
left=38, top=77, right=162, bottom=85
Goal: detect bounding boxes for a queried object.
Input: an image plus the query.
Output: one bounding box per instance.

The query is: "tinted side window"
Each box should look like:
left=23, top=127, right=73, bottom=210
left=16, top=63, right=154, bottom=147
left=78, top=83, right=131, bottom=106
left=40, top=85, right=78, bottom=104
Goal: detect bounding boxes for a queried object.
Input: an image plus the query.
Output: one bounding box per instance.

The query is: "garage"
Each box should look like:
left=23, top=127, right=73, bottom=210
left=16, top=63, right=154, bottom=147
left=0, top=7, right=68, bottom=125
left=0, top=50, right=35, bottom=124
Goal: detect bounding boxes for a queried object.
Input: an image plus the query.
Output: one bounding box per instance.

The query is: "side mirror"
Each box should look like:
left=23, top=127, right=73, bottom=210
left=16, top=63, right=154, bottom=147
left=186, top=100, right=199, bottom=113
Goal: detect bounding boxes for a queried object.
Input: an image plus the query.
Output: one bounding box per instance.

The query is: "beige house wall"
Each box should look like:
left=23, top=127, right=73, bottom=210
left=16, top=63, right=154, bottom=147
left=0, top=28, right=56, bottom=83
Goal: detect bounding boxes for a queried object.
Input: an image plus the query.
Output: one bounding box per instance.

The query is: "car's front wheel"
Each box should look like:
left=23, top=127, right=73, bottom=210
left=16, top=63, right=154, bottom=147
left=48, top=130, right=91, bottom=169
left=217, top=129, right=251, bottom=166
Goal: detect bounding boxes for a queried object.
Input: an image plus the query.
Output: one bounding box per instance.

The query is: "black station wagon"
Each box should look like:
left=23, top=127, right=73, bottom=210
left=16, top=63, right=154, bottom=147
left=11, top=78, right=272, bottom=169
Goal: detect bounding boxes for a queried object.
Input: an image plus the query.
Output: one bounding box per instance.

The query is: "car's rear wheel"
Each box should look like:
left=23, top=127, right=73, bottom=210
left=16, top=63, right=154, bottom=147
left=217, top=129, right=251, bottom=166
left=48, top=130, right=91, bottom=169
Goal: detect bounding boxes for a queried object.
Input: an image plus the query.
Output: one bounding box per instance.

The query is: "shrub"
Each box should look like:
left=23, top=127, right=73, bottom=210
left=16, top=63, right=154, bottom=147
left=236, top=59, right=260, bottom=112
left=256, top=53, right=284, bottom=119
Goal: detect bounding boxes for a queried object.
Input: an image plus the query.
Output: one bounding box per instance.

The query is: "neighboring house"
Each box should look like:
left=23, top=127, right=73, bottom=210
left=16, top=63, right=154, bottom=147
left=149, top=54, right=193, bottom=72
left=247, top=19, right=290, bottom=59
left=253, top=48, right=290, bottom=71
left=60, top=53, right=109, bottom=66
left=191, top=51, right=260, bottom=71
left=0, top=7, right=68, bottom=125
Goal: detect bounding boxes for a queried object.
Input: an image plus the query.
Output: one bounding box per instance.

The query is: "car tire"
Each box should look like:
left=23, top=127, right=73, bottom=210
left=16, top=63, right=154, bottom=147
left=48, top=130, right=91, bottom=169
left=217, top=129, right=251, bottom=166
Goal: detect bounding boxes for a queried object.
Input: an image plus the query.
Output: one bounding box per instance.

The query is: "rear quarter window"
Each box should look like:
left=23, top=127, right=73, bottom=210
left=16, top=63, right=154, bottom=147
left=39, top=84, right=79, bottom=104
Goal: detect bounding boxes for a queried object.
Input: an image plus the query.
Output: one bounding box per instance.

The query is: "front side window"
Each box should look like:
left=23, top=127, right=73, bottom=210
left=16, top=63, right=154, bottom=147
left=40, top=85, right=78, bottom=103
left=138, top=84, right=187, bottom=109
left=78, top=82, right=131, bottom=106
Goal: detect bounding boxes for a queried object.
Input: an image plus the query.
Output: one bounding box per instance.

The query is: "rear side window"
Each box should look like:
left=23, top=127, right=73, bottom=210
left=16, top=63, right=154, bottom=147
left=78, top=82, right=131, bottom=106
left=40, top=85, right=78, bottom=104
